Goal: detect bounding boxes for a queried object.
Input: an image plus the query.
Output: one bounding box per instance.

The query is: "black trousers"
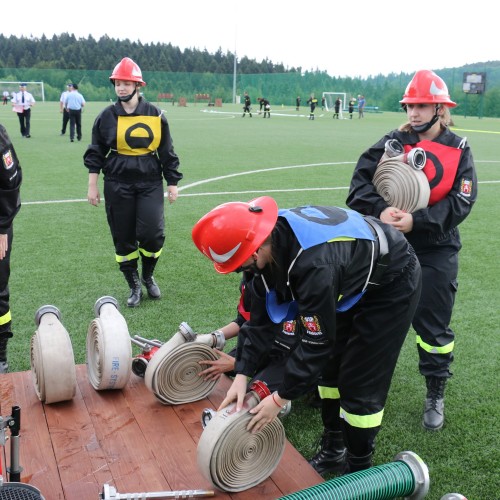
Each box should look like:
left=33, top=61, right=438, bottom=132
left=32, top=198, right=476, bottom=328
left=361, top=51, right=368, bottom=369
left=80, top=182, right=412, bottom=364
left=16, top=109, right=31, bottom=136
left=104, top=179, right=165, bottom=271
left=61, top=109, right=70, bottom=134
left=68, top=109, right=82, bottom=140
left=0, top=226, right=13, bottom=337
left=319, top=251, right=421, bottom=456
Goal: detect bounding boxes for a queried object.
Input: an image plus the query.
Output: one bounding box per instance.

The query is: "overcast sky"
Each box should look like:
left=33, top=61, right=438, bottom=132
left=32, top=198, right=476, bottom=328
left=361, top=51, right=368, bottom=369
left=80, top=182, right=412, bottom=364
left=5, top=0, right=497, bottom=79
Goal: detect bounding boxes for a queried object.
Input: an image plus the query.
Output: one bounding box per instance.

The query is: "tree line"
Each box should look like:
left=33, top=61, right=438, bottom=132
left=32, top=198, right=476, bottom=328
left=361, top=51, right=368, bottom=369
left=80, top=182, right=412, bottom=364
left=1, top=34, right=500, bottom=117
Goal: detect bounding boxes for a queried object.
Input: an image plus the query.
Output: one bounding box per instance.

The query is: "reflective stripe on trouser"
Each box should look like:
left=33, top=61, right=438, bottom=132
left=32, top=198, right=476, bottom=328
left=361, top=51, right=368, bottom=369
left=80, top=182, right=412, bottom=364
left=104, top=179, right=165, bottom=270
left=0, top=226, right=12, bottom=335
left=412, top=247, right=458, bottom=378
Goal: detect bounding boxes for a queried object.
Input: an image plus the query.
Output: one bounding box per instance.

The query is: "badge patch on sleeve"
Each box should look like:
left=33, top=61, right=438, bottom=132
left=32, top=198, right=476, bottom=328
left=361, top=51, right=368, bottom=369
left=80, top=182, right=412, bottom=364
left=282, top=320, right=296, bottom=336
left=460, top=177, right=473, bottom=197
left=2, top=149, right=14, bottom=170
left=300, top=315, right=326, bottom=344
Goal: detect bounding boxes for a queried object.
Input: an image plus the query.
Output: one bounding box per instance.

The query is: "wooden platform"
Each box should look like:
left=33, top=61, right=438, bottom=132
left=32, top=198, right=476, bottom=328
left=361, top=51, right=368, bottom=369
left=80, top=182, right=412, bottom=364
left=0, top=366, right=323, bottom=499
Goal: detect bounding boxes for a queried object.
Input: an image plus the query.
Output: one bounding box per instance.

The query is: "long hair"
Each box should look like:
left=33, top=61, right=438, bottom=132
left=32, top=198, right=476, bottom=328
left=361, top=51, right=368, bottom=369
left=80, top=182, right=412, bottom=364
left=398, top=104, right=452, bottom=133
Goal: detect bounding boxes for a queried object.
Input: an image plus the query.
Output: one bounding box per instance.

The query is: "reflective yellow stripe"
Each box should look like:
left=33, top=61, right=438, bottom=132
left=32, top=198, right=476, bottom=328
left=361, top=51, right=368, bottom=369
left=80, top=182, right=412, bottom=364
left=139, top=248, right=163, bottom=259
left=318, top=386, right=340, bottom=400
left=327, top=237, right=355, bottom=243
left=340, top=407, right=384, bottom=428
left=115, top=250, right=140, bottom=263
left=0, top=310, right=11, bottom=326
left=416, top=335, right=454, bottom=354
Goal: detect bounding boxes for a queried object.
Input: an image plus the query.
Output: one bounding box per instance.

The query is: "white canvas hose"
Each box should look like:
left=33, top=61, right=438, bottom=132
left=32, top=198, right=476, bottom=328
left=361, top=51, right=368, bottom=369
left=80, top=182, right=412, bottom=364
left=31, top=305, right=77, bottom=404
left=197, top=383, right=286, bottom=493
left=374, top=142, right=430, bottom=213
left=86, top=296, right=132, bottom=391
left=144, top=325, right=226, bottom=405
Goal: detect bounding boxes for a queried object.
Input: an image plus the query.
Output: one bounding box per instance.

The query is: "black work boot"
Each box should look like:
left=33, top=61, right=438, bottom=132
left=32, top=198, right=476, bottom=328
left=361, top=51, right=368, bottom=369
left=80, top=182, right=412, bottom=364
left=423, top=376, right=447, bottom=430
left=0, top=337, right=8, bottom=374
left=141, top=257, right=161, bottom=299
left=308, top=430, right=346, bottom=475
left=123, top=269, right=143, bottom=307
left=343, top=451, right=373, bottom=474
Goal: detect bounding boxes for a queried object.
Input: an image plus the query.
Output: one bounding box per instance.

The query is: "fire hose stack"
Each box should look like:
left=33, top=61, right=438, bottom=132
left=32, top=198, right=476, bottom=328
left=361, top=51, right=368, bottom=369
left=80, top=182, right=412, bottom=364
left=86, top=296, right=132, bottom=391
left=141, top=323, right=226, bottom=405
left=197, top=380, right=286, bottom=493
left=30, top=305, right=77, bottom=404
left=373, top=139, right=430, bottom=213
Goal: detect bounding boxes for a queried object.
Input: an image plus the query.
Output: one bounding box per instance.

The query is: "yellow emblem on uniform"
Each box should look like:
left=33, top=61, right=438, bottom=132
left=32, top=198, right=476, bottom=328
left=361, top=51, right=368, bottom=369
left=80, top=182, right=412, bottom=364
left=116, top=115, right=161, bottom=156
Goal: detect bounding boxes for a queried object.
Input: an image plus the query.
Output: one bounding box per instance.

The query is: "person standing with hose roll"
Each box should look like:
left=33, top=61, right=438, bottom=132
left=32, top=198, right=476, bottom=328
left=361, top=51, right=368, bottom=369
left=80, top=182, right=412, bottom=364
left=84, top=57, right=182, bottom=307
left=346, top=70, right=477, bottom=431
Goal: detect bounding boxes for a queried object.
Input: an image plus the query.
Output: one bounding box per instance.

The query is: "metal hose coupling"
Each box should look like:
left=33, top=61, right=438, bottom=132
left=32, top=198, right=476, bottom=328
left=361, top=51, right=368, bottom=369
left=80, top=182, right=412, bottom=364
left=86, top=296, right=132, bottom=391
left=197, top=380, right=286, bottom=492
left=31, top=305, right=77, bottom=404
left=143, top=323, right=226, bottom=405
left=405, top=147, right=426, bottom=170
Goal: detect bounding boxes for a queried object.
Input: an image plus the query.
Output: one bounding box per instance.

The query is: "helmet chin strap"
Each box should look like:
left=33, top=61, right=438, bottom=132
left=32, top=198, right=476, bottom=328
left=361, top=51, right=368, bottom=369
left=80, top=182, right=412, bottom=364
left=118, top=87, right=138, bottom=102
left=412, top=104, right=440, bottom=133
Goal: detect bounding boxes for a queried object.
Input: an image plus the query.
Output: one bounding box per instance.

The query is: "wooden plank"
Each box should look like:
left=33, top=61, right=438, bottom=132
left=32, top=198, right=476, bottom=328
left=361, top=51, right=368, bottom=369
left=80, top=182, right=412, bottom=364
left=0, top=367, right=322, bottom=499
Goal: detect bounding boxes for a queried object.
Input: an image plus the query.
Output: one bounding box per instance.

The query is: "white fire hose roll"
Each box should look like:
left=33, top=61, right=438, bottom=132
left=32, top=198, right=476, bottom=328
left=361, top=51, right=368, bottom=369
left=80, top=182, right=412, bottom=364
left=374, top=146, right=430, bottom=213
left=31, top=305, right=77, bottom=404
left=144, top=326, right=225, bottom=405
left=86, top=296, right=132, bottom=391
left=198, top=391, right=286, bottom=492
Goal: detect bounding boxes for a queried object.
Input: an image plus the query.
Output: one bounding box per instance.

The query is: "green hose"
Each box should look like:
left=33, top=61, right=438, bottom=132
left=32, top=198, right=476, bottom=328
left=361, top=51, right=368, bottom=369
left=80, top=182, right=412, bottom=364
left=279, top=451, right=429, bottom=500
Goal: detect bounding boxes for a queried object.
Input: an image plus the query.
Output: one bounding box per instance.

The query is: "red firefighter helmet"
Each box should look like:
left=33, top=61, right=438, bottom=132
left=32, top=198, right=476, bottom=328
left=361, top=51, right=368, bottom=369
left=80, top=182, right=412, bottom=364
left=192, top=196, right=278, bottom=274
left=400, top=70, right=456, bottom=107
left=109, top=57, right=146, bottom=86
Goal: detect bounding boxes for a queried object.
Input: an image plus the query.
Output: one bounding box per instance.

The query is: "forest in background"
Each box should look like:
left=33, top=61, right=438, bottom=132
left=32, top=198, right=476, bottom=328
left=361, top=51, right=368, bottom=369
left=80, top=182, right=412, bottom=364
left=1, top=34, right=500, bottom=117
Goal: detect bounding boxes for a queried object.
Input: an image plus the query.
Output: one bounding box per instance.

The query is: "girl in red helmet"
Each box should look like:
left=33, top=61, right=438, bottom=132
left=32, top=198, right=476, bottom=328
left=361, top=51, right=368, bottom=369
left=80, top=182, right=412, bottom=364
left=192, top=196, right=422, bottom=475
left=347, top=69, right=477, bottom=432
left=84, top=57, right=182, bottom=307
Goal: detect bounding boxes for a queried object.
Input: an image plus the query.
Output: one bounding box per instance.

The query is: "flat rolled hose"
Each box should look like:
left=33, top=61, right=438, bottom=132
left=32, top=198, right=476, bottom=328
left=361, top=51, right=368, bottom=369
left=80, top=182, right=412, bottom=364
left=31, top=305, right=77, bottom=404
left=198, top=390, right=286, bottom=492
left=144, top=327, right=225, bottom=405
left=374, top=150, right=430, bottom=213
left=86, top=296, right=132, bottom=390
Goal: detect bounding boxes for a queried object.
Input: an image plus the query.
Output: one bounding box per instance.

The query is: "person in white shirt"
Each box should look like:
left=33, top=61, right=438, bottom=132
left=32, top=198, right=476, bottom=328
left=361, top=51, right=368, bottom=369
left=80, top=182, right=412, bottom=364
left=64, top=83, right=85, bottom=142
left=11, top=83, right=35, bottom=138
left=59, top=83, right=73, bottom=135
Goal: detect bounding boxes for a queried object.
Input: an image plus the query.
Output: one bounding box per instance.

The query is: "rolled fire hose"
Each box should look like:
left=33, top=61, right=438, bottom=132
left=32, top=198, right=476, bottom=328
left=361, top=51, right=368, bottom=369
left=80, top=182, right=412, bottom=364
left=86, top=296, right=132, bottom=391
left=278, top=451, right=429, bottom=500
left=144, top=323, right=226, bottom=405
left=281, top=451, right=430, bottom=500
left=373, top=140, right=430, bottom=213
left=30, top=305, right=77, bottom=404
left=197, top=381, right=286, bottom=493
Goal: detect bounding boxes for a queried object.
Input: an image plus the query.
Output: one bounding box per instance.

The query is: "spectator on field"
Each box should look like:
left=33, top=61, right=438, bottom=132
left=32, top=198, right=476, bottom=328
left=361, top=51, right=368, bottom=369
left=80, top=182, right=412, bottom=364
left=64, top=83, right=86, bottom=142
left=242, top=91, right=252, bottom=117
left=357, top=95, right=366, bottom=118
left=307, top=94, right=318, bottom=120
left=84, top=57, right=182, bottom=308
left=259, top=97, right=271, bottom=118
left=296, top=96, right=301, bottom=111
left=333, top=97, right=342, bottom=119
left=59, top=83, right=73, bottom=136
left=348, top=97, right=356, bottom=119
left=2, top=91, right=9, bottom=105
left=11, top=83, right=35, bottom=138
left=346, top=69, right=478, bottom=432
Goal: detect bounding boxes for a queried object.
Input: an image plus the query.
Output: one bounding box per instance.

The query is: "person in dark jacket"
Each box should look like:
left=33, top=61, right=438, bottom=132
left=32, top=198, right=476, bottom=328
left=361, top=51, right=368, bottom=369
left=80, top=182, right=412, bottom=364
left=84, top=57, right=182, bottom=307
left=0, top=124, right=22, bottom=373
left=346, top=70, right=477, bottom=432
left=192, top=196, right=422, bottom=475
left=242, top=92, right=252, bottom=117
left=198, top=270, right=303, bottom=396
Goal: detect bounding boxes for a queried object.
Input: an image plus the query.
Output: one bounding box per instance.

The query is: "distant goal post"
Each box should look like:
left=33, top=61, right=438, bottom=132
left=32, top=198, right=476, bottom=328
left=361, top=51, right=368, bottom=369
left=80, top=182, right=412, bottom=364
left=0, top=81, right=45, bottom=102
left=322, top=92, right=347, bottom=113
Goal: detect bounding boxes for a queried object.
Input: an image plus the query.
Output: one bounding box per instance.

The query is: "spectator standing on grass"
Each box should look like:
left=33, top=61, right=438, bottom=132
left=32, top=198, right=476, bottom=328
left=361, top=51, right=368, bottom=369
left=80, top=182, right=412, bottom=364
left=321, top=96, right=326, bottom=110
left=59, top=83, right=72, bottom=136
left=261, top=97, right=271, bottom=118
left=192, top=196, right=422, bottom=475
left=0, top=124, right=22, bottom=373
left=64, top=83, right=86, bottom=142
left=242, top=91, right=252, bottom=117
left=11, top=83, right=35, bottom=138
left=296, top=95, right=301, bottom=111
left=2, top=91, right=9, bottom=105
left=333, top=97, right=342, bottom=119
left=84, top=57, right=182, bottom=308
left=348, top=97, right=356, bottom=119
left=357, top=95, right=365, bottom=118
left=346, top=70, right=477, bottom=431
left=307, top=94, right=318, bottom=120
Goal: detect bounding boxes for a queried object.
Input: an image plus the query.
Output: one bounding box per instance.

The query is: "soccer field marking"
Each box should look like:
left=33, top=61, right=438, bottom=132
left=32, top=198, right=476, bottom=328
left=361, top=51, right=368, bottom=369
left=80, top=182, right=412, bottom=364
left=18, top=161, right=500, bottom=206
left=200, top=109, right=314, bottom=118
left=451, top=127, right=500, bottom=135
